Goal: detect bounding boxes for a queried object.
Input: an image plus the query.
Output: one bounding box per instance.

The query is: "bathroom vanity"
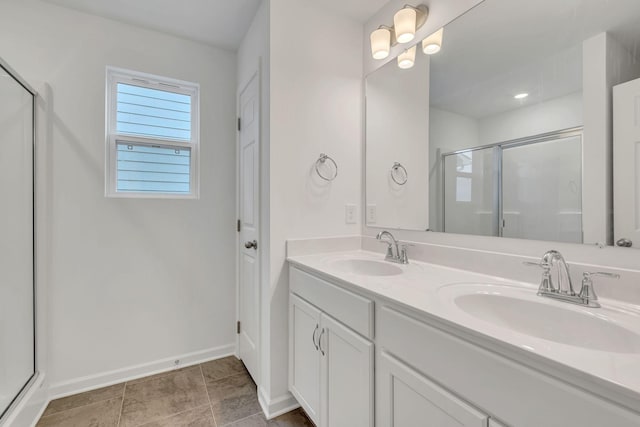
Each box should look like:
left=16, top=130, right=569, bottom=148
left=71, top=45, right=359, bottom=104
left=287, top=249, right=640, bottom=427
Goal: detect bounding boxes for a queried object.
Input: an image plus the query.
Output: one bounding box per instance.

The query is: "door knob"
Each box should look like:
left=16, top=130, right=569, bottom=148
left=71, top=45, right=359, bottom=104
left=244, top=240, right=258, bottom=250
left=616, top=238, right=633, bottom=248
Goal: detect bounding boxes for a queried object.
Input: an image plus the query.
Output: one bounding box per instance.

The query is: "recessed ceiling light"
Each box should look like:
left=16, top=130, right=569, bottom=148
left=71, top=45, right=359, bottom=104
left=514, top=93, right=529, bottom=100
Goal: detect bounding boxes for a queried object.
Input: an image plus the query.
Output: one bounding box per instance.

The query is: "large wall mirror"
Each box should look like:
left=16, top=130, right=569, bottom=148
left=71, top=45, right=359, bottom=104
left=365, top=0, right=640, bottom=247
left=0, top=58, right=36, bottom=421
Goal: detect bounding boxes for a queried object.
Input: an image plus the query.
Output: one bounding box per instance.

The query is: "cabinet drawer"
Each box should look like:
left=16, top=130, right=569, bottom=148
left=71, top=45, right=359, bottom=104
left=290, top=266, right=374, bottom=339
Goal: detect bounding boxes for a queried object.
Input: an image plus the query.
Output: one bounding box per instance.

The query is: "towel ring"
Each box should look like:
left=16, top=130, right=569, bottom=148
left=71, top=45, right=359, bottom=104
left=390, top=162, right=408, bottom=185
left=315, top=153, right=338, bottom=181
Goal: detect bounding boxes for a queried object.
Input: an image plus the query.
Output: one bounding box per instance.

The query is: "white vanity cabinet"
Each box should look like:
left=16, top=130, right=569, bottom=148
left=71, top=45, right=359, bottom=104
left=288, top=261, right=640, bottom=427
left=289, top=267, right=374, bottom=427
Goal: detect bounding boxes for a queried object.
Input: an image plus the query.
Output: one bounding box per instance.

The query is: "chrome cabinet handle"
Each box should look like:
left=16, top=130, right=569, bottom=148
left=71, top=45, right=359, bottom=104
left=244, top=240, right=258, bottom=250
left=312, top=324, right=319, bottom=350
left=318, top=328, right=326, bottom=356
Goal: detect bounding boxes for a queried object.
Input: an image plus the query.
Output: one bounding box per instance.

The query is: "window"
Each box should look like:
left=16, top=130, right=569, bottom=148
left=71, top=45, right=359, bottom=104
left=106, top=67, right=199, bottom=198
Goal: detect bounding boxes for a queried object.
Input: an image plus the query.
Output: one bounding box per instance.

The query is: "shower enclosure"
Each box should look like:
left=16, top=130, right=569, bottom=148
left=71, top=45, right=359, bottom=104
left=442, top=128, right=583, bottom=243
left=0, top=57, right=37, bottom=421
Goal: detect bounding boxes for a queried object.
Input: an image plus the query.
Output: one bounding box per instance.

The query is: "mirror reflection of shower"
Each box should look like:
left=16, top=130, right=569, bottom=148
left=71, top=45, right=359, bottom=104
left=441, top=129, right=583, bottom=243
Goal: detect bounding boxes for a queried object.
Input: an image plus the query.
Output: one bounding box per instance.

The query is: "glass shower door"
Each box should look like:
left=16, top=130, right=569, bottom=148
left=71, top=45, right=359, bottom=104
left=0, top=61, right=35, bottom=419
left=443, top=147, right=499, bottom=236
left=501, top=135, right=583, bottom=243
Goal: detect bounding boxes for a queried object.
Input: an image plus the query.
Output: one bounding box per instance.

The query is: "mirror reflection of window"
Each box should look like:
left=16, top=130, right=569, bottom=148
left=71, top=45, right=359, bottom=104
left=456, top=176, right=472, bottom=202
left=456, top=151, right=473, bottom=173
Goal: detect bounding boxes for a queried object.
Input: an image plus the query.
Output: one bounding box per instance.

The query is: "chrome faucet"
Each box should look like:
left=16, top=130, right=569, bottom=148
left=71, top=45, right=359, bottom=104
left=524, top=250, right=620, bottom=308
left=376, top=231, right=409, bottom=264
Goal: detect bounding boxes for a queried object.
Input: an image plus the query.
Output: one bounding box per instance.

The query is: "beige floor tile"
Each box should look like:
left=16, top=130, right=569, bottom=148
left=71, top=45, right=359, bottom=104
left=210, top=390, right=261, bottom=426
left=201, top=356, right=247, bottom=382
left=137, top=404, right=216, bottom=427
left=205, top=371, right=255, bottom=403
left=268, top=408, right=314, bottom=426
left=36, top=397, right=122, bottom=427
left=225, top=414, right=267, bottom=427
left=42, top=383, right=125, bottom=417
left=119, top=366, right=209, bottom=427
left=225, top=409, right=314, bottom=427
left=127, top=366, right=196, bottom=386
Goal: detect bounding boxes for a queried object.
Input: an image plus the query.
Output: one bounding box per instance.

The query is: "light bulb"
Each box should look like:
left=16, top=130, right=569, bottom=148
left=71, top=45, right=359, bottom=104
left=397, top=46, right=416, bottom=69
left=422, top=28, right=443, bottom=55
left=394, top=7, right=417, bottom=44
left=370, top=28, right=391, bottom=60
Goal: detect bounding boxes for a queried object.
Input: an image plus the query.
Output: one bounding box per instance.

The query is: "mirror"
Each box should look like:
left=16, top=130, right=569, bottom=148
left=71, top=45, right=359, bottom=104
left=365, top=0, right=640, bottom=245
left=366, top=52, right=429, bottom=231
left=0, top=59, right=36, bottom=419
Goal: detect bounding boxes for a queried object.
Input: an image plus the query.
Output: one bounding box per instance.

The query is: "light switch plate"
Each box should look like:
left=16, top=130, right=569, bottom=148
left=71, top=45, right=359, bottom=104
left=367, top=204, right=377, bottom=224
left=345, top=204, right=357, bottom=224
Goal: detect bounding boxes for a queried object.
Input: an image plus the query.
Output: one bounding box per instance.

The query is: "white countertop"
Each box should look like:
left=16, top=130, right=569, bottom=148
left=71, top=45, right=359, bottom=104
left=287, top=250, right=640, bottom=405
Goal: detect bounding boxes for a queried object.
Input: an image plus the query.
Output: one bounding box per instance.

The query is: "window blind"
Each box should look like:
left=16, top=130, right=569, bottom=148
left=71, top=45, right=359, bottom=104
left=116, top=83, right=192, bottom=141
left=116, top=142, right=191, bottom=194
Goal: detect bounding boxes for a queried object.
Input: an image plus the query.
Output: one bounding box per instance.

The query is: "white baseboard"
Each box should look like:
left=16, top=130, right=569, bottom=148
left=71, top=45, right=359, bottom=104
left=258, top=386, right=299, bottom=420
left=48, top=344, right=235, bottom=400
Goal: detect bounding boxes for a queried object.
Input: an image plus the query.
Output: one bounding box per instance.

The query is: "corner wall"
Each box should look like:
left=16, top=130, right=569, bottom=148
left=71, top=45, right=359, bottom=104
left=266, top=0, right=363, bottom=412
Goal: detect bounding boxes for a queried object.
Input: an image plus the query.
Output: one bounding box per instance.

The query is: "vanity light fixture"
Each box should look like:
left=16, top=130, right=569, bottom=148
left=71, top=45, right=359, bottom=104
left=394, top=5, right=428, bottom=44
left=397, top=46, right=417, bottom=69
left=370, top=26, right=393, bottom=60
left=514, top=93, right=529, bottom=99
left=422, top=27, right=444, bottom=54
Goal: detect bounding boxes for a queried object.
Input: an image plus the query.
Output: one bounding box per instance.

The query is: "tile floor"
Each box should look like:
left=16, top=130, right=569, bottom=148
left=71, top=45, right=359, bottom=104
left=36, top=357, right=314, bottom=427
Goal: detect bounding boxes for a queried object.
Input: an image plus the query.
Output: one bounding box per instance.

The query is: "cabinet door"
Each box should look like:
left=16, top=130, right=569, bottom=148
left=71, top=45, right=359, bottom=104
left=319, top=313, right=374, bottom=427
left=377, top=351, right=488, bottom=427
left=289, top=294, right=322, bottom=424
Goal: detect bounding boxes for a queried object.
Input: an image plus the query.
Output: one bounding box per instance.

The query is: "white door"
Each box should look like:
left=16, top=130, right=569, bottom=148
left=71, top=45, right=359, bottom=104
left=238, top=73, right=260, bottom=380
left=377, top=351, right=487, bottom=427
left=613, top=78, right=640, bottom=248
left=289, top=294, right=322, bottom=424
left=320, top=314, right=374, bottom=427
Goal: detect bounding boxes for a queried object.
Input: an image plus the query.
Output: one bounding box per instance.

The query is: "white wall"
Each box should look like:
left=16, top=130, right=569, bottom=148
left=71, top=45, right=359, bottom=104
left=479, top=92, right=583, bottom=144
left=0, top=0, right=237, bottom=395
left=428, top=108, right=480, bottom=231
left=267, top=0, right=363, bottom=411
left=366, top=53, right=430, bottom=231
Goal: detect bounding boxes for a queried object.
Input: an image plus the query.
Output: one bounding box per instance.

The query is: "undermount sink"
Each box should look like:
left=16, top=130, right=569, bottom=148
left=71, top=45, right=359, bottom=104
left=440, top=284, right=640, bottom=354
left=331, top=259, right=403, bottom=277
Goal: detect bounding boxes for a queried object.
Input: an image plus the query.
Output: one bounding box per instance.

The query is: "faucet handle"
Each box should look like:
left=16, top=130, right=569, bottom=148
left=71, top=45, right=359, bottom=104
left=579, top=271, right=620, bottom=307
left=583, top=271, right=620, bottom=280
left=524, top=261, right=554, bottom=293
left=397, top=243, right=412, bottom=264
left=523, top=261, right=551, bottom=270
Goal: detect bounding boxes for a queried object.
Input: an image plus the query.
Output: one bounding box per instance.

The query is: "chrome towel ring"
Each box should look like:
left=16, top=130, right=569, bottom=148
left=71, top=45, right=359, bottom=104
left=391, top=162, right=408, bottom=185
left=315, top=153, right=338, bottom=181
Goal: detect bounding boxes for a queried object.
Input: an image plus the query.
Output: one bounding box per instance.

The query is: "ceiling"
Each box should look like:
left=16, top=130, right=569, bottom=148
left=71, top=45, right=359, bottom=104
left=320, top=0, right=390, bottom=23
left=43, top=0, right=262, bottom=50
left=428, top=0, right=640, bottom=119
left=42, top=0, right=390, bottom=50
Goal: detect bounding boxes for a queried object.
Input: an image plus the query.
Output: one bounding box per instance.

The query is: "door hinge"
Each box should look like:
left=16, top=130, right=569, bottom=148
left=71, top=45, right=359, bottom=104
left=237, top=117, right=241, bottom=131
left=236, top=321, right=241, bottom=334
left=237, top=219, right=241, bottom=232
